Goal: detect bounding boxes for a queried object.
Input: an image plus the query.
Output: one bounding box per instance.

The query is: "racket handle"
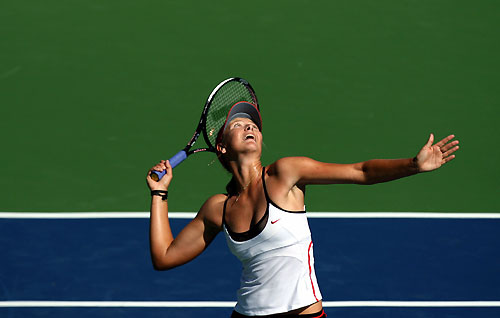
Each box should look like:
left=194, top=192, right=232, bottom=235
left=150, top=150, right=188, bottom=181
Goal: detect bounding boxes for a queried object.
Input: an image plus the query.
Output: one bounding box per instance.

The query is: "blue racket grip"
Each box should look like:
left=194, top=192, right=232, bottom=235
left=151, top=150, right=187, bottom=181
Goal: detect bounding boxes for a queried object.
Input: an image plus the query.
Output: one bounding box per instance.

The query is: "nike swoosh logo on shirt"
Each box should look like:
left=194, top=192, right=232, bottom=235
left=271, top=219, right=281, bottom=224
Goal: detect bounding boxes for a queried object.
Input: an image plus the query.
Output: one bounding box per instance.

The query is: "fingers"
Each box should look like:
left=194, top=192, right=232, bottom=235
left=165, top=159, right=172, bottom=171
left=440, top=139, right=459, bottom=152
left=441, top=146, right=458, bottom=158
left=442, top=154, right=456, bottom=164
left=154, top=160, right=168, bottom=172
left=435, top=134, right=455, bottom=148
left=146, top=160, right=173, bottom=191
left=435, top=134, right=459, bottom=165
left=146, top=160, right=169, bottom=180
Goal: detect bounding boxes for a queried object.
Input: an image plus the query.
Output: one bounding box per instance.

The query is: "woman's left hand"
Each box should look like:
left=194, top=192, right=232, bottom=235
left=415, top=134, right=459, bottom=172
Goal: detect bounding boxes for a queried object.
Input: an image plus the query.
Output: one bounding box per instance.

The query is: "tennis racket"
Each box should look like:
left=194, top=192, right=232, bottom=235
left=151, top=77, right=259, bottom=181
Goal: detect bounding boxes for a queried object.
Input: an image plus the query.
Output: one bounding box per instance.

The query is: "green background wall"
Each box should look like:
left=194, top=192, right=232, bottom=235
left=1, top=1, right=498, bottom=212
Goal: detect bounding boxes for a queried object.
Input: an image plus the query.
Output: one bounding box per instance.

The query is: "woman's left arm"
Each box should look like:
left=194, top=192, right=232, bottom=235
left=355, top=134, right=459, bottom=184
left=279, top=134, right=459, bottom=186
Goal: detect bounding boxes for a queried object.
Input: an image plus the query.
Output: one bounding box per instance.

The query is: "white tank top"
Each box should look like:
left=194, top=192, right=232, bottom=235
left=222, top=168, right=322, bottom=316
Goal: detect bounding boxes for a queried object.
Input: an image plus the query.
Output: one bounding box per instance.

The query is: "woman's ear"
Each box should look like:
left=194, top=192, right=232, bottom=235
left=216, top=143, right=226, bottom=154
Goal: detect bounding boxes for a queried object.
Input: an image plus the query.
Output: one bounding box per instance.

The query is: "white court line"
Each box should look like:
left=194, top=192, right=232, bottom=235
left=1, top=301, right=500, bottom=308
left=0, top=301, right=236, bottom=308
left=322, top=301, right=500, bottom=307
left=1, top=212, right=500, bottom=219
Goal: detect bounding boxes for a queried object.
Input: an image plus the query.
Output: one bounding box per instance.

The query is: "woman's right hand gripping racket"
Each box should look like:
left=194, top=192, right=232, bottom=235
left=150, top=77, right=260, bottom=181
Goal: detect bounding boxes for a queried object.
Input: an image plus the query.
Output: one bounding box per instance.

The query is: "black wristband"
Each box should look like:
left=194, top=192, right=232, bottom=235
left=151, top=190, right=168, bottom=201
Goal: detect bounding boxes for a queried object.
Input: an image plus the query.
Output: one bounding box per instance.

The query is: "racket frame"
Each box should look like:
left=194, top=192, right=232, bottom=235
left=151, top=77, right=259, bottom=181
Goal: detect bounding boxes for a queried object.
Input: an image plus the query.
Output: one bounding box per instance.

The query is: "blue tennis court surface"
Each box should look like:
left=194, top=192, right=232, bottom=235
left=1, top=213, right=499, bottom=317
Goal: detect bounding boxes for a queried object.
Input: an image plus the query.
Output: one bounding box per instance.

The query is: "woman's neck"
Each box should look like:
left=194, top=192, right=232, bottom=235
left=229, top=159, right=262, bottom=193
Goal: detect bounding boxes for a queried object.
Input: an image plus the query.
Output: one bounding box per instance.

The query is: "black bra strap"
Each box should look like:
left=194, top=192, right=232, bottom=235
left=260, top=166, right=306, bottom=214
left=222, top=195, right=229, bottom=225
left=261, top=166, right=271, bottom=203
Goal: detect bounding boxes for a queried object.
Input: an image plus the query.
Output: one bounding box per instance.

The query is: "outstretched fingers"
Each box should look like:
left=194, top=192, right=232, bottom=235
left=440, top=139, right=459, bottom=152
left=435, top=134, right=455, bottom=148
left=443, top=144, right=460, bottom=157
left=442, top=154, right=456, bottom=164
left=439, top=135, right=459, bottom=165
left=437, top=135, right=459, bottom=165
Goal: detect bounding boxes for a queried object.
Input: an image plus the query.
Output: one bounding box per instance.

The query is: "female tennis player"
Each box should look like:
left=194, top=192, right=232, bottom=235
left=146, top=102, right=459, bottom=318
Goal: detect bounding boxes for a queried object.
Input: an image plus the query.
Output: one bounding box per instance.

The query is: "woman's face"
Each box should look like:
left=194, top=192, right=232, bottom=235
left=220, top=117, right=262, bottom=156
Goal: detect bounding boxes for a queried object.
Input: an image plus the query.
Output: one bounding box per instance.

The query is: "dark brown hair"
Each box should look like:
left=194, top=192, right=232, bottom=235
left=215, top=127, right=238, bottom=196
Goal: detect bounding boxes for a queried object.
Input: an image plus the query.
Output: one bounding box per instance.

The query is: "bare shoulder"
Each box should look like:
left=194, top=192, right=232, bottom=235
left=269, top=156, right=316, bottom=178
left=197, top=193, right=227, bottom=229
left=266, top=157, right=315, bottom=189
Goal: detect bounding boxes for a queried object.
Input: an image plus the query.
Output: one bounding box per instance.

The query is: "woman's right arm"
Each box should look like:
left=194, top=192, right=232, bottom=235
left=146, top=160, right=223, bottom=271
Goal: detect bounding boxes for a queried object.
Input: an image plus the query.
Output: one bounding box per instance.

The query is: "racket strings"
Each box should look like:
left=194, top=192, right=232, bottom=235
left=205, top=81, right=256, bottom=147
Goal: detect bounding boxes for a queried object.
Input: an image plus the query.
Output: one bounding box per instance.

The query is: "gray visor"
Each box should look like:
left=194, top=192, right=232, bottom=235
left=223, top=102, right=262, bottom=131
